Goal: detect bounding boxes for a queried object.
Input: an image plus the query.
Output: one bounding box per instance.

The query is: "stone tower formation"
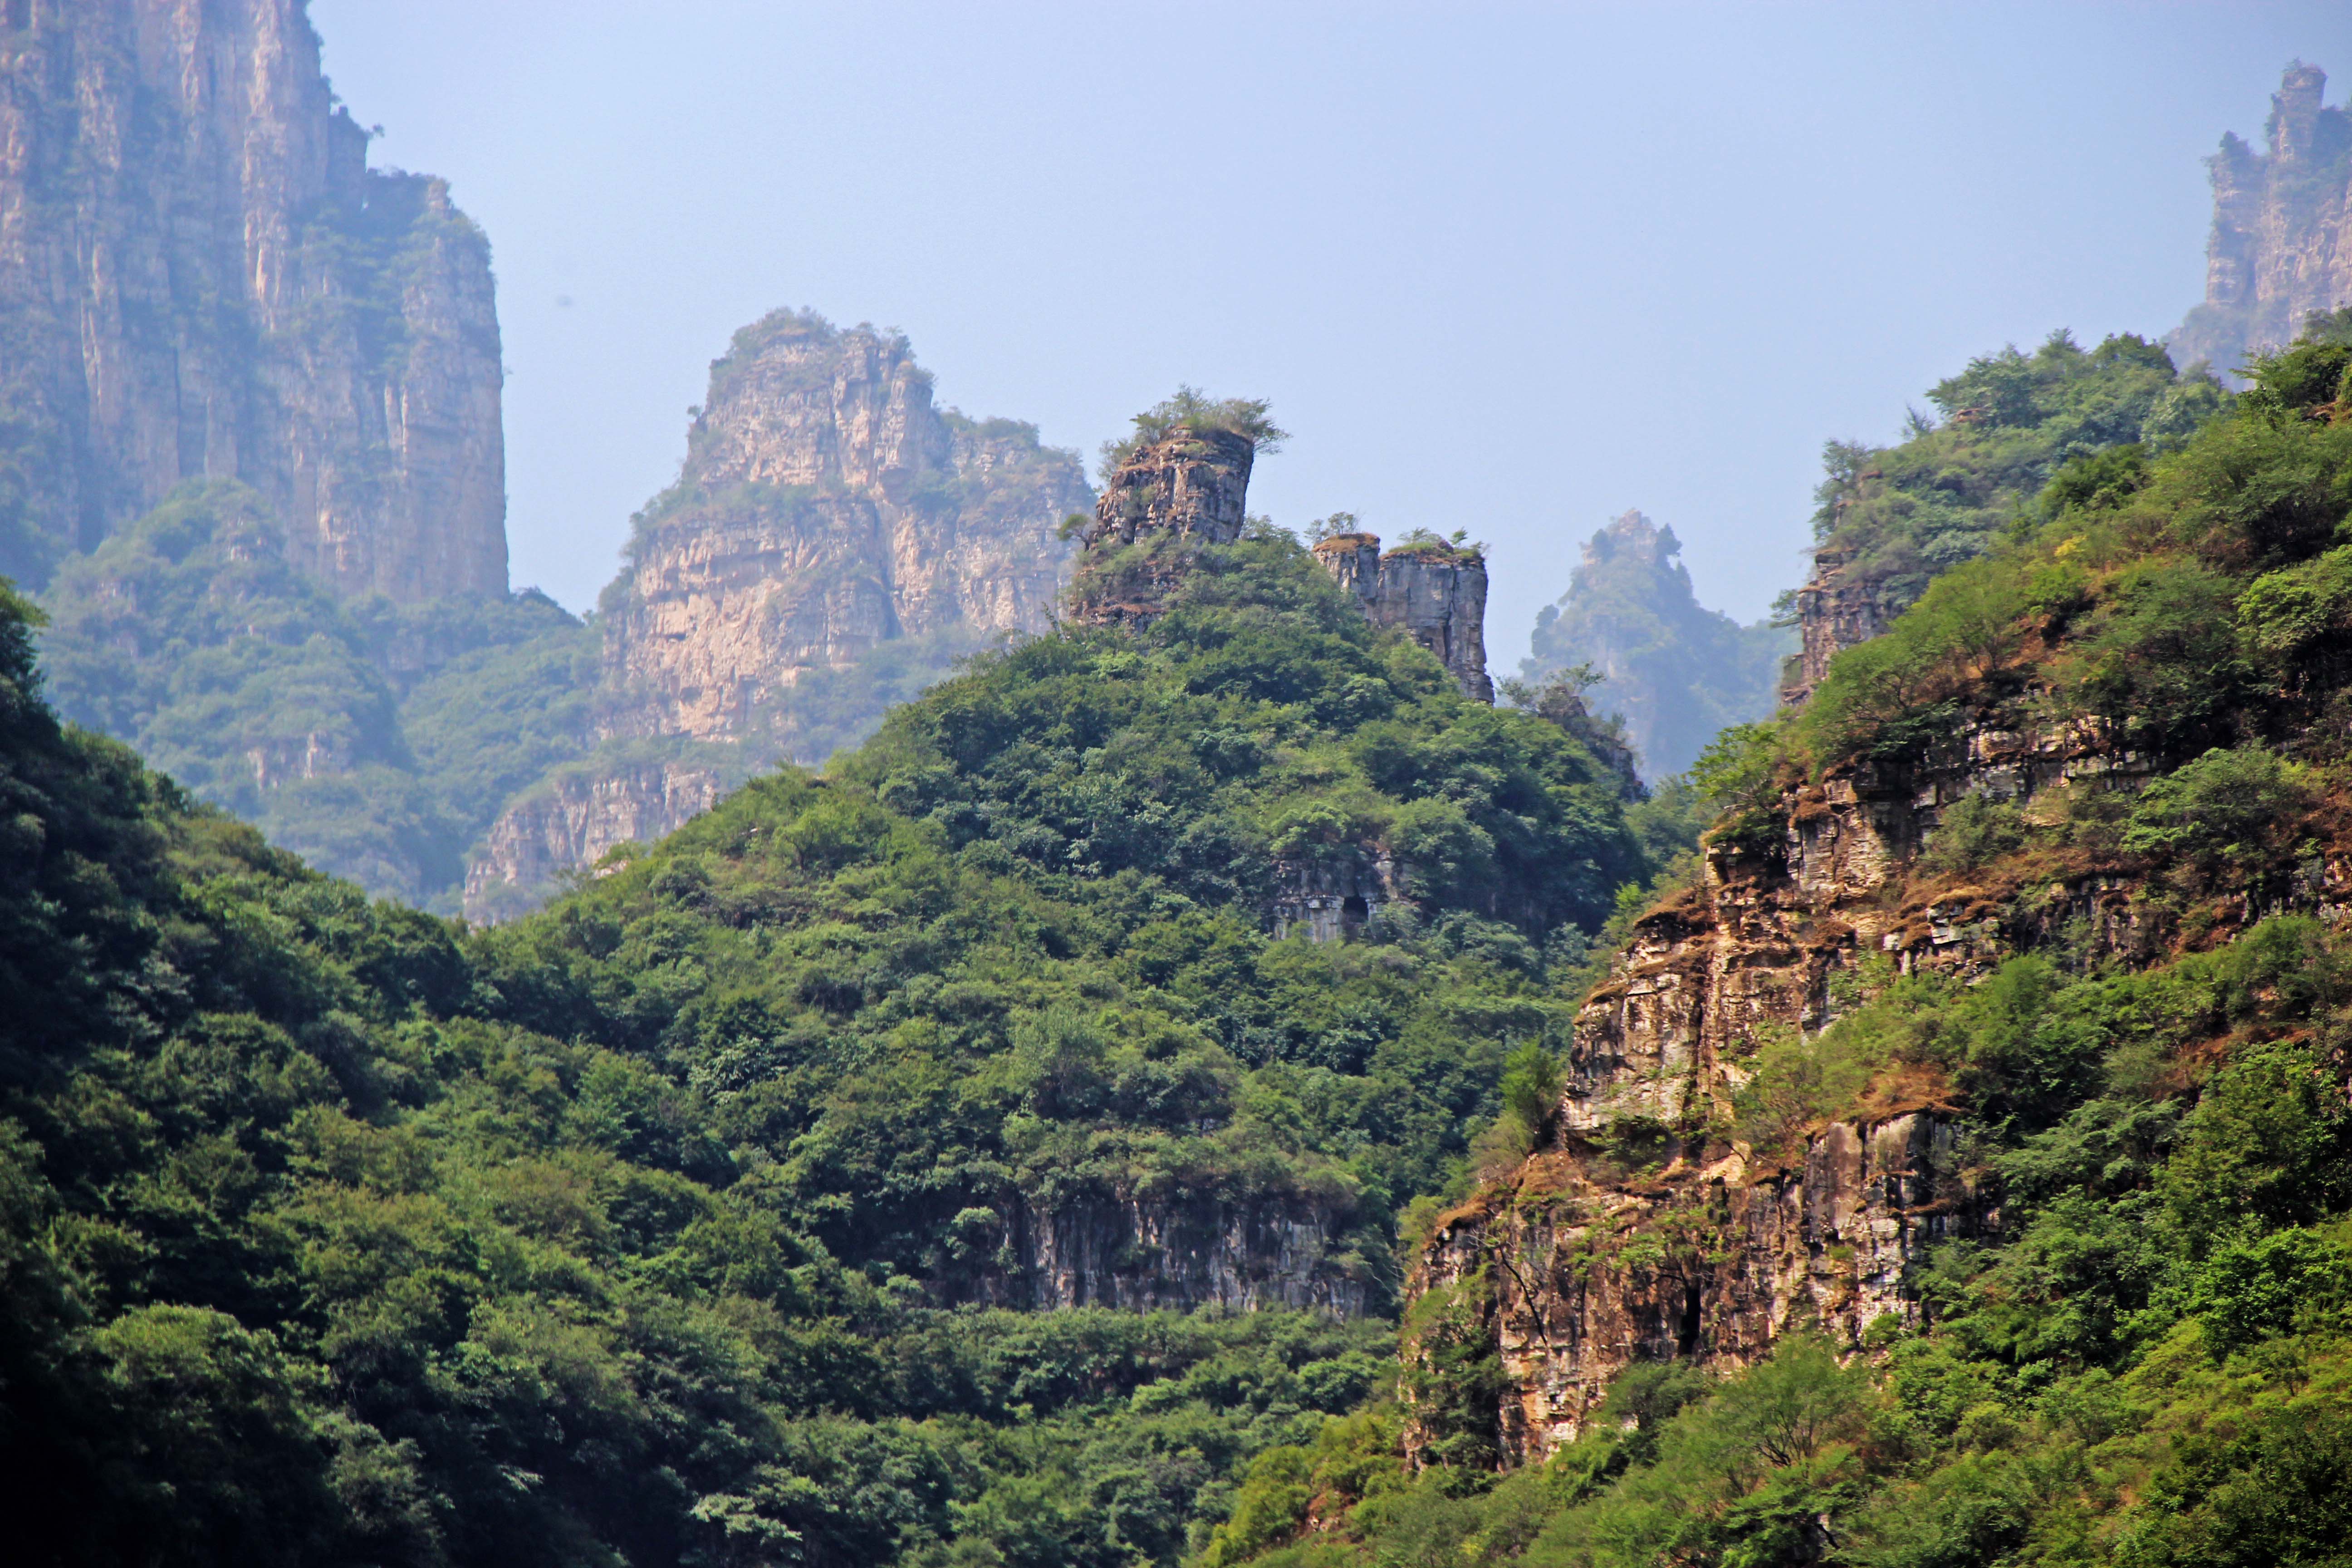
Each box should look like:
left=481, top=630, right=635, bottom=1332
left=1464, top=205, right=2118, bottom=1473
left=2173, top=60, right=2352, bottom=376
left=1312, top=533, right=1493, bottom=703
left=461, top=312, right=1091, bottom=918
left=1072, top=421, right=1493, bottom=704
left=0, top=0, right=507, bottom=598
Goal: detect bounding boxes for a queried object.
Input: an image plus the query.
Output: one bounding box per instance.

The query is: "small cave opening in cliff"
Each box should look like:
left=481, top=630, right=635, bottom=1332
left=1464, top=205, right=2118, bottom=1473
left=1676, top=1281, right=1703, bottom=1357
left=1341, top=895, right=1368, bottom=936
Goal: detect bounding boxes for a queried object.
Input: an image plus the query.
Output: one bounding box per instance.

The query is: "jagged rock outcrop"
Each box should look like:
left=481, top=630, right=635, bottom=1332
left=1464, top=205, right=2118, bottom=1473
left=1067, top=425, right=1257, bottom=624
left=0, top=0, right=506, bottom=598
left=1270, top=852, right=1401, bottom=944
left=1778, top=546, right=1891, bottom=708
left=2173, top=61, right=2352, bottom=378
left=1006, top=1196, right=1370, bottom=1315
left=465, top=313, right=1087, bottom=920
left=1523, top=510, right=1791, bottom=773
left=461, top=757, right=725, bottom=921
left=1419, top=1112, right=1978, bottom=1464
left=1409, top=709, right=2174, bottom=1461
left=602, top=312, right=1088, bottom=740
left=1313, top=531, right=1494, bottom=702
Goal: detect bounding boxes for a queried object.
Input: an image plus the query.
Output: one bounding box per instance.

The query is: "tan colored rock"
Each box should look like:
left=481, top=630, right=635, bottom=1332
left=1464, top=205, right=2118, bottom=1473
left=1067, top=425, right=1256, bottom=623
left=1408, top=709, right=2174, bottom=1463
left=462, top=759, right=724, bottom=922
left=467, top=314, right=1088, bottom=919
left=0, top=0, right=505, bottom=598
left=1312, top=531, right=1494, bottom=702
left=602, top=312, right=1088, bottom=739
left=2173, top=61, right=2352, bottom=377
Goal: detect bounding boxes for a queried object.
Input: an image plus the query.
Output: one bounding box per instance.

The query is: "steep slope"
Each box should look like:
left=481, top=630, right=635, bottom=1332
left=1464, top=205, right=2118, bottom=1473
left=2173, top=61, right=2352, bottom=378
left=33, top=482, right=591, bottom=904
left=1520, top=510, right=1791, bottom=779
left=1186, top=325, right=2352, bottom=1567
left=0, top=0, right=505, bottom=597
left=0, top=441, right=1659, bottom=1564
left=1783, top=331, right=2225, bottom=703
left=465, top=311, right=1093, bottom=918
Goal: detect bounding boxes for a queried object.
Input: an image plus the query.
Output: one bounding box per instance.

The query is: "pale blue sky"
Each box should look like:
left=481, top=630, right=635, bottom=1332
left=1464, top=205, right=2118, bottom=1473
left=312, top=1, right=2351, bottom=656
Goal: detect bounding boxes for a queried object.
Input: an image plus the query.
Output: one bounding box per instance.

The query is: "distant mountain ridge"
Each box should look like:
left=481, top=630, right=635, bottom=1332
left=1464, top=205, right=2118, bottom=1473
left=1519, top=510, right=1789, bottom=780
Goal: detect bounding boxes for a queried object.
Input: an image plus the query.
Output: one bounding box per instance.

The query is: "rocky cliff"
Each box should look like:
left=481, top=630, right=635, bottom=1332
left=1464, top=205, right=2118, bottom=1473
left=1408, top=703, right=2178, bottom=1460
left=2173, top=61, right=2352, bottom=377
left=464, top=312, right=1089, bottom=918
left=1313, top=530, right=1494, bottom=702
left=1006, top=1196, right=1370, bottom=1315
left=0, top=0, right=506, bottom=598
left=1068, top=423, right=1257, bottom=624
left=602, top=312, right=1087, bottom=740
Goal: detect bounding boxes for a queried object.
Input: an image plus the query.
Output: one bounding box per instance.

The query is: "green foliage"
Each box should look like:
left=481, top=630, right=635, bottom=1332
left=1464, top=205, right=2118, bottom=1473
left=0, top=571, right=1432, bottom=1567
left=1811, top=330, right=2223, bottom=636
left=2119, top=745, right=2316, bottom=879
left=1100, top=387, right=1288, bottom=478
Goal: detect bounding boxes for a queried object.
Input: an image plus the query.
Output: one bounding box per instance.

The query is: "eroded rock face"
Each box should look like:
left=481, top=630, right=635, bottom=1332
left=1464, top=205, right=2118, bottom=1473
left=1068, top=426, right=1257, bottom=623
left=2173, top=62, right=2352, bottom=377
left=1408, top=710, right=2178, bottom=1462
left=1778, top=547, right=1889, bottom=709
left=0, top=0, right=506, bottom=598
left=1312, top=531, right=1494, bottom=702
left=1420, top=1114, right=1978, bottom=1463
left=461, top=760, right=724, bottom=922
left=602, top=313, right=1088, bottom=740
left=466, top=314, right=1088, bottom=920
left=1006, top=1196, right=1370, bottom=1315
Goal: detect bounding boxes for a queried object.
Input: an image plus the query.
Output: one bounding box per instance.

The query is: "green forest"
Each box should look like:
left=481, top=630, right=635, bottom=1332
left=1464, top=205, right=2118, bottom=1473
left=16, top=317, right=2352, bottom=1566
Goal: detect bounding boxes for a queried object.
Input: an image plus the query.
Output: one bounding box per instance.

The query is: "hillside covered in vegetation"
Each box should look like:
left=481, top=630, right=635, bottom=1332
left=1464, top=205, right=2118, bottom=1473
left=0, top=503, right=1663, bottom=1567
left=1185, top=319, right=2352, bottom=1568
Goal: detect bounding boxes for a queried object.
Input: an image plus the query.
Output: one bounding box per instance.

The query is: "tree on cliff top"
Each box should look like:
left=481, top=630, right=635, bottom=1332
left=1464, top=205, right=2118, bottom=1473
left=1100, top=385, right=1289, bottom=479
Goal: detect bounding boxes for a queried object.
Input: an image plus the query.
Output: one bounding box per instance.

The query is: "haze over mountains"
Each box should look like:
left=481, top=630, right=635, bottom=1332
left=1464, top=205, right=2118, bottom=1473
left=13, top=5, right=2352, bottom=1567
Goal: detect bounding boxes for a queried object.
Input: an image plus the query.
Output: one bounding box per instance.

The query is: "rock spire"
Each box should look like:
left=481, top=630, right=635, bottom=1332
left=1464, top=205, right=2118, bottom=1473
left=2172, top=61, right=2352, bottom=377
left=1313, top=531, right=1494, bottom=703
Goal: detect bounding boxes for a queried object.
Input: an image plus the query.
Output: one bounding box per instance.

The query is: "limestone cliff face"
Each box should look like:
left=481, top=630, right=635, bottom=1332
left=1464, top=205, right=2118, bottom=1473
left=2173, top=62, right=2352, bottom=378
left=1068, top=425, right=1256, bottom=624
left=0, top=0, right=506, bottom=598
left=1777, top=546, right=1891, bottom=708
left=461, top=758, right=725, bottom=922
left=466, top=313, right=1087, bottom=920
left=1313, top=531, right=1494, bottom=702
left=1003, top=1196, right=1370, bottom=1315
left=602, top=312, right=1088, bottom=740
left=1408, top=708, right=2180, bottom=1462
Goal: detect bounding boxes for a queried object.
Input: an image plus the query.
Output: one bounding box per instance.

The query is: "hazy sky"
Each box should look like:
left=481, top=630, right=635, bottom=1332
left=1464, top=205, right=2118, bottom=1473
left=312, top=1, right=2351, bottom=659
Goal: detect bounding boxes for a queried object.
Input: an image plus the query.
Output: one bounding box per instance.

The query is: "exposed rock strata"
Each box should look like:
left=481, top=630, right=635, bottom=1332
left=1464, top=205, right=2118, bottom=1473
left=2173, top=61, right=2352, bottom=378
left=1068, top=426, right=1256, bottom=624
left=1410, top=709, right=2174, bottom=1462
left=462, top=758, right=724, bottom=922
left=466, top=314, right=1088, bottom=920
left=1420, top=1112, right=1978, bottom=1464
left=603, top=313, right=1088, bottom=740
left=0, top=0, right=506, bottom=597
left=1006, top=1196, right=1369, bottom=1315
left=1313, top=531, right=1494, bottom=702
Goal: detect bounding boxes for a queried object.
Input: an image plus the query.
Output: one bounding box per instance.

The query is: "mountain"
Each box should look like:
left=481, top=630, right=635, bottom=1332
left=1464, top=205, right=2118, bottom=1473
left=1197, top=316, right=2352, bottom=1568
left=0, top=409, right=1656, bottom=1566
left=461, top=310, right=1094, bottom=919
left=2173, top=61, right=2352, bottom=379
left=0, top=0, right=505, bottom=597
left=1519, top=510, right=1792, bottom=780
left=1782, top=330, right=2228, bottom=703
